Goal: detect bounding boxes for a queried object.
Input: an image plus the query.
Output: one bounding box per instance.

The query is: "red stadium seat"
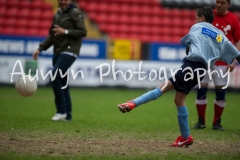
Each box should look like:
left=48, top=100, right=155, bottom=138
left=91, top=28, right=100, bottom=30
left=118, top=14, right=130, bottom=25
left=141, top=5, right=152, bottom=15
left=130, top=15, right=141, bottom=25
left=14, top=28, right=27, bottom=36
left=6, top=0, right=18, bottom=7
left=88, top=12, right=97, bottom=21
left=118, top=25, right=129, bottom=33
left=18, top=1, right=30, bottom=8
left=42, top=3, right=53, bottom=10
left=161, top=17, right=172, bottom=27
left=38, top=29, right=49, bottom=37
left=97, top=2, right=109, bottom=13
left=170, top=9, right=182, bottom=18
left=39, top=20, right=52, bottom=29
left=180, top=18, right=194, bottom=28
left=1, top=27, right=15, bottom=35
left=15, top=19, right=28, bottom=28
left=139, top=34, right=152, bottom=42
left=169, top=27, right=182, bottom=36
left=128, top=5, right=141, bottom=15
left=99, top=23, right=115, bottom=33
left=182, top=9, right=193, bottom=19
left=30, top=1, right=44, bottom=10
left=0, top=6, right=6, bottom=17
left=4, top=18, right=16, bottom=27
left=17, top=8, right=30, bottom=19
left=151, top=16, right=161, bottom=26
left=98, top=23, right=109, bottom=33
left=85, top=2, right=98, bottom=12
left=151, top=35, right=163, bottom=42
left=29, top=9, right=42, bottom=19
left=119, top=4, right=131, bottom=15
left=94, top=13, right=108, bottom=23
left=108, top=3, right=120, bottom=14
left=149, top=26, right=160, bottom=35
left=160, top=27, right=172, bottom=36
left=171, top=17, right=182, bottom=27
left=26, top=28, right=39, bottom=37
left=79, top=1, right=87, bottom=10
left=0, top=1, right=6, bottom=6
left=0, top=17, right=3, bottom=23
left=26, top=20, right=40, bottom=29
left=5, top=7, right=18, bottom=18
left=107, top=14, right=119, bottom=24
left=151, top=6, right=162, bottom=16
left=139, top=16, right=151, bottom=26
left=40, top=10, right=54, bottom=20
left=159, top=35, right=172, bottom=43
left=139, top=26, right=150, bottom=35
left=171, top=35, right=181, bottom=43
left=129, top=25, right=140, bottom=34
left=160, top=8, right=172, bottom=18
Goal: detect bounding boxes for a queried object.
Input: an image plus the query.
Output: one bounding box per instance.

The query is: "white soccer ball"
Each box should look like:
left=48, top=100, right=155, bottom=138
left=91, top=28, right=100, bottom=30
left=15, top=75, right=37, bottom=97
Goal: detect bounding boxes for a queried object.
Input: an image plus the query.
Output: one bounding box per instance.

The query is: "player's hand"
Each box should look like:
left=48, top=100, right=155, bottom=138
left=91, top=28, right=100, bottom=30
left=227, top=64, right=235, bottom=72
left=32, top=50, right=40, bottom=61
left=52, top=25, right=65, bottom=36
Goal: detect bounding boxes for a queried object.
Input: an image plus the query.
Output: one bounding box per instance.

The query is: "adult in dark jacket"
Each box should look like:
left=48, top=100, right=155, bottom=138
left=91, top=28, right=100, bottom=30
left=33, top=0, right=87, bottom=121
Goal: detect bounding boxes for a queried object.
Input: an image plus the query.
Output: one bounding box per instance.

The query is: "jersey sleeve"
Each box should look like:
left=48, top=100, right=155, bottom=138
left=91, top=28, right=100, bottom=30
left=220, top=41, right=240, bottom=64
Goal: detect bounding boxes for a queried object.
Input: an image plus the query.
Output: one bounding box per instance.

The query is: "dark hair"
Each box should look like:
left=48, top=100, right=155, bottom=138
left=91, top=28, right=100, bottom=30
left=196, top=7, right=214, bottom=23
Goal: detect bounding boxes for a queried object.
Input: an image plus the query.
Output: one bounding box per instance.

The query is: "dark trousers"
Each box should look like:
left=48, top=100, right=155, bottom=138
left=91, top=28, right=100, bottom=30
left=51, top=54, right=76, bottom=120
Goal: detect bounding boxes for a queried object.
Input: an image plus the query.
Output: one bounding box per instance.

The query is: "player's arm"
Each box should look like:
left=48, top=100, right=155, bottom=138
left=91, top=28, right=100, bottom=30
left=232, top=40, right=240, bottom=64
left=228, top=40, right=240, bottom=71
left=236, top=55, right=240, bottom=64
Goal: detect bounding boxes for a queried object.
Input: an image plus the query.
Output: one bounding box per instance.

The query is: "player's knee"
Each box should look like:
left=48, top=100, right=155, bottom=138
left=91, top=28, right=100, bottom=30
left=174, top=98, right=183, bottom=106
left=215, top=89, right=225, bottom=101
left=197, top=87, right=208, bottom=99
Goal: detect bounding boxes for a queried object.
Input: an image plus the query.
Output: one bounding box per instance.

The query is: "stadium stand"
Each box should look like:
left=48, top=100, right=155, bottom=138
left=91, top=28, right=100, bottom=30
left=0, top=0, right=54, bottom=37
left=0, top=0, right=239, bottom=43
left=162, top=0, right=240, bottom=11
left=77, top=0, right=240, bottom=43
left=78, top=0, right=196, bottom=43
left=0, top=0, right=103, bottom=39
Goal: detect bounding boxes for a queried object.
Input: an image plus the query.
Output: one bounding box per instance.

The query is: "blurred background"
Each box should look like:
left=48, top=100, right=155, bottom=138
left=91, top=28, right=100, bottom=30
left=0, top=0, right=240, bottom=89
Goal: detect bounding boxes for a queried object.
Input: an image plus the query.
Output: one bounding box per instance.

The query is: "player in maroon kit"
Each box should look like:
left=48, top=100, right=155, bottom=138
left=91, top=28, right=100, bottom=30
left=193, top=0, right=240, bottom=130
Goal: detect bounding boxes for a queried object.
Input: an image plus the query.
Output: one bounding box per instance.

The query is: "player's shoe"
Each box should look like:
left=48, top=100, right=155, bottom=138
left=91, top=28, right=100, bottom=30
left=169, top=135, right=193, bottom=147
left=192, top=117, right=206, bottom=129
left=51, top=113, right=67, bottom=121
left=212, top=118, right=224, bottom=130
left=117, top=101, right=136, bottom=113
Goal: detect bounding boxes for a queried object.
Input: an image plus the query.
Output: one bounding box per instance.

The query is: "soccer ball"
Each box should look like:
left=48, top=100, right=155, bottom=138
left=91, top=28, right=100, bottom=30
left=15, top=75, right=37, bottom=97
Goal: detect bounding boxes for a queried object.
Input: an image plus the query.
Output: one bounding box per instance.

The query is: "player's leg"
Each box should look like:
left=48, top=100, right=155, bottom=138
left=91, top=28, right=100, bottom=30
left=51, top=54, right=76, bottom=121
left=211, top=65, right=228, bottom=130
left=117, top=80, right=174, bottom=113
left=193, top=75, right=209, bottom=129
left=170, top=91, right=193, bottom=147
left=169, top=60, right=206, bottom=146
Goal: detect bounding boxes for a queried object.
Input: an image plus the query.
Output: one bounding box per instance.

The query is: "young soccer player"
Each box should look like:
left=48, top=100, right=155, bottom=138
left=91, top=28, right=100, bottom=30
left=117, top=7, right=240, bottom=147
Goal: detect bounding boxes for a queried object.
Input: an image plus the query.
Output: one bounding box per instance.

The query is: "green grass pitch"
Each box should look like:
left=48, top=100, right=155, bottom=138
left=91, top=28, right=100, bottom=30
left=0, top=86, right=240, bottom=159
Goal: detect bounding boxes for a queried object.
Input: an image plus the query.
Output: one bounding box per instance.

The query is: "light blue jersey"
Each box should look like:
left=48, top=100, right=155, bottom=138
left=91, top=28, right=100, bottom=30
left=181, top=22, right=240, bottom=67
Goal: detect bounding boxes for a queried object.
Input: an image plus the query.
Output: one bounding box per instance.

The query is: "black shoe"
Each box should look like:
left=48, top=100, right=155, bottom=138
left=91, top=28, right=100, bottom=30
left=192, top=117, right=206, bottom=129
left=212, top=118, right=224, bottom=130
